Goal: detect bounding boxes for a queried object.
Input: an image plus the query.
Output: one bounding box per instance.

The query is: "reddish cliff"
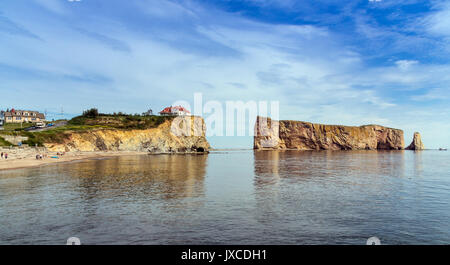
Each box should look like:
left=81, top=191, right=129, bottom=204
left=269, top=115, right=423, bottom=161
left=254, top=116, right=404, bottom=150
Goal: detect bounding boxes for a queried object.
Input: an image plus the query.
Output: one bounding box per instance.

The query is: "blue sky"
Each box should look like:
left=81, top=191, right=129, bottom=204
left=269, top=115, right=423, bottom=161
left=0, top=0, right=449, bottom=148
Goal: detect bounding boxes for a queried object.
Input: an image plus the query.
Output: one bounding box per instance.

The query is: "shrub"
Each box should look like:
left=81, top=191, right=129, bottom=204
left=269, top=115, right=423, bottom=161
left=82, top=108, right=99, bottom=118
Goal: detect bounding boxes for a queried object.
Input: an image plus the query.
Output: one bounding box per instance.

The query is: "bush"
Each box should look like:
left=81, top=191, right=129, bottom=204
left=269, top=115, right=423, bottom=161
left=82, top=108, right=99, bottom=118
left=67, top=116, right=88, bottom=125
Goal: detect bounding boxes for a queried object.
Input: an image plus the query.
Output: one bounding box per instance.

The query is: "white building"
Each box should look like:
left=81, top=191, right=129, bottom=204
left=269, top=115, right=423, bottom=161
left=159, top=106, right=191, bottom=116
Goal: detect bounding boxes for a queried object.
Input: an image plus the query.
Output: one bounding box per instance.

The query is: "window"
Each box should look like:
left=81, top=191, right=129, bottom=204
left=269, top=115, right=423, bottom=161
left=16, top=117, right=21, bottom=120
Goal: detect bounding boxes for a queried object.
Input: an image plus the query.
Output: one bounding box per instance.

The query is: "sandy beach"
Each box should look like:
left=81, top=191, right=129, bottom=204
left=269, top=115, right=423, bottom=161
left=0, top=150, right=148, bottom=171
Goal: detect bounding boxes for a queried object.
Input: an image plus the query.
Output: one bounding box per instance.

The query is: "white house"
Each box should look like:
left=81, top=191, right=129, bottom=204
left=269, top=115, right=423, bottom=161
left=159, top=106, right=191, bottom=116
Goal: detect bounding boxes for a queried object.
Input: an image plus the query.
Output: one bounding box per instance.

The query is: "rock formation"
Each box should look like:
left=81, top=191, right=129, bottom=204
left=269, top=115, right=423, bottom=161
left=405, top=132, right=424, bottom=150
left=254, top=116, right=404, bottom=150
left=44, top=116, right=210, bottom=153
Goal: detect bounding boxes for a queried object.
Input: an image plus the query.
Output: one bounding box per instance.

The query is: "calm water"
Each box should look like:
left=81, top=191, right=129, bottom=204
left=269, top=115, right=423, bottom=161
left=0, top=150, right=449, bottom=245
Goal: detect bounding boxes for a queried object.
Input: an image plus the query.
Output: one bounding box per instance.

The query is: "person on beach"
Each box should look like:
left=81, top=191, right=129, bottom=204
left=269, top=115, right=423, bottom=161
left=1, top=152, right=3, bottom=159
left=4, top=153, right=8, bottom=160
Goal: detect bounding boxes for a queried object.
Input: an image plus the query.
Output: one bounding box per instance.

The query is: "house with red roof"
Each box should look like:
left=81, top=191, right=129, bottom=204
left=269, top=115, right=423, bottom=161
left=159, top=105, right=191, bottom=116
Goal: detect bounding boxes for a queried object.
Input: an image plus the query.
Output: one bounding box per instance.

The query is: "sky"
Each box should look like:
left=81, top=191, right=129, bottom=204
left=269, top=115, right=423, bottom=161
left=0, top=0, right=449, bottom=148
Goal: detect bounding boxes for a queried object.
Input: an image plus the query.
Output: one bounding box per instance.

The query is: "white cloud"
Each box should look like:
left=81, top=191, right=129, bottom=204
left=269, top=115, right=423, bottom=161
left=33, top=0, right=66, bottom=14
left=395, top=60, right=419, bottom=71
left=1, top=0, right=450, bottom=148
left=424, top=2, right=450, bottom=37
left=244, top=0, right=298, bottom=9
left=411, top=88, right=449, bottom=101
left=137, top=0, right=197, bottom=19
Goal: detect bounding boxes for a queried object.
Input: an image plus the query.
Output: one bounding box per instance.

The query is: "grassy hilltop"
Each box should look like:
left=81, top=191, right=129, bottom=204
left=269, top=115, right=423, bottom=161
left=0, top=108, right=175, bottom=147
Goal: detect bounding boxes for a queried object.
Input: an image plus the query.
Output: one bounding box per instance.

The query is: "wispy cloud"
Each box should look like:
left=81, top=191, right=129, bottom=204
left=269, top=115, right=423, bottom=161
left=411, top=87, right=449, bottom=101
left=0, top=14, right=40, bottom=39
left=0, top=0, right=449, bottom=148
left=75, top=28, right=131, bottom=53
left=423, top=1, right=450, bottom=37
left=395, top=60, right=419, bottom=71
left=33, top=0, right=66, bottom=14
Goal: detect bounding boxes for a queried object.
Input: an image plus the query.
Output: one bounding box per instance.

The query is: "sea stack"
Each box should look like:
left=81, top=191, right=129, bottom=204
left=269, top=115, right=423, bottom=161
left=254, top=116, right=404, bottom=150
left=406, top=132, right=425, bottom=150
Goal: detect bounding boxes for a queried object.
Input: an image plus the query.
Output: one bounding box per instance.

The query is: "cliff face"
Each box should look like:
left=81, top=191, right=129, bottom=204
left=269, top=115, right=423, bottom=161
left=44, top=116, right=210, bottom=153
left=254, top=116, right=404, bottom=150
left=406, top=132, right=424, bottom=150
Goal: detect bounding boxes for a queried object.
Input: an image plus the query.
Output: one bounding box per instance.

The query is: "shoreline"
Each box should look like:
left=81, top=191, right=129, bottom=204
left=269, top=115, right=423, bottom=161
left=0, top=151, right=149, bottom=171
left=0, top=148, right=440, bottom=172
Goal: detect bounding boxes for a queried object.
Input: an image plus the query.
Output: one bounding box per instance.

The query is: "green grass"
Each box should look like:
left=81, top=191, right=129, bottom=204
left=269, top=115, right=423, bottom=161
left=21, top=131, right=69, bottom=147
left=1, top=114, right=175, bottom=146
left=0, top=136, right=14, bottom=147
left=2, top=122, right=34, bottom=132
left=19, top=124, right=109, bottom=146
left=68, top=114, right=174, bottom=130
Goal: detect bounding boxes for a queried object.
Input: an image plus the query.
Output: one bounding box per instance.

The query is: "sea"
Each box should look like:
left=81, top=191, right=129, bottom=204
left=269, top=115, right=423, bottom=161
left=0, top=150, right=449, bottom=244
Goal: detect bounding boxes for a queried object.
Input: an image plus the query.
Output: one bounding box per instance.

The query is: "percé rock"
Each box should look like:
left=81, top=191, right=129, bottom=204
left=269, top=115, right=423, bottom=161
left=405, top=132, right=424, bottom=150
left=44, top=116, right=210, bottom=153
left=254, top=116, right=404, bottom=150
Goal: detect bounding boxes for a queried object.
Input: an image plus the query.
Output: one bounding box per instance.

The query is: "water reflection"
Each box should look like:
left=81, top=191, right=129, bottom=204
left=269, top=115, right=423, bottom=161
left=0, top=154, right=208, bottom=205
left=64, top=155, right=208, bottom=200
left=252, top=150, right=409, bottom=241
left=1, top=150, right=449, bottom=244
left=413, top=151, right=423, bottom=177
left=253, top=150, right=406, bottom=184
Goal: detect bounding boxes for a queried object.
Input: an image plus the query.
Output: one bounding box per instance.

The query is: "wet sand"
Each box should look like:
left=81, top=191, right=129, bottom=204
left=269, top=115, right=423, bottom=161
left=0, top=151, right=148, bottom=171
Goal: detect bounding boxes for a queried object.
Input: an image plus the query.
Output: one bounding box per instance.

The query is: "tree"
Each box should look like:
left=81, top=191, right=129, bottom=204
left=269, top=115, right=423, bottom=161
left=143, top=109, right=153, bottom=116
left=82, top=108, right=99, bottom=118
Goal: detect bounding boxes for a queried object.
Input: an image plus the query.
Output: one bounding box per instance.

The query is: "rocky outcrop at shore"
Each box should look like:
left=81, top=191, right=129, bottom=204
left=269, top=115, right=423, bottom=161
left=405, top=132, right=424, bottom=150
left=254, top=116, right=404, bottom=150
left=44, top=116, right=210, bottom=153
